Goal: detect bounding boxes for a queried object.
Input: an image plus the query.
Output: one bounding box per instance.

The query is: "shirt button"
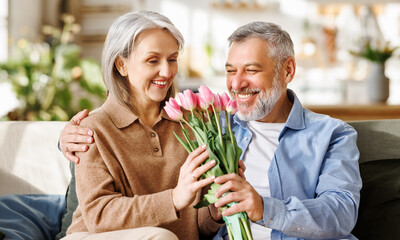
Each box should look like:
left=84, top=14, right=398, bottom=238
left=150, top=132, right=156, bottom=137
left=154, top=147, right=159, bottom=152
left=269, top=219, right=273, bottom=224
left=296, top=227, right=301, bottom=231
left=244, top=137, right=248, bottom=141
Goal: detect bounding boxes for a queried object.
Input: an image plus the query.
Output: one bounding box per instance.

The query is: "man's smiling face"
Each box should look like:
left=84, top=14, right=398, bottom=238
left=225, top=37, right=284, bottom=121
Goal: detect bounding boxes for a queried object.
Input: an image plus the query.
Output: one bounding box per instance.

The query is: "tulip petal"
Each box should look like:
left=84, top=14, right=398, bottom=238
left=198, top=85, right=214, bottom=105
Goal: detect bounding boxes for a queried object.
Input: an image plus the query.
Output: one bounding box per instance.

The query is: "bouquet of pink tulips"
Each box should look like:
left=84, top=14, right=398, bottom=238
left=164, top=85, right=253, bottom=240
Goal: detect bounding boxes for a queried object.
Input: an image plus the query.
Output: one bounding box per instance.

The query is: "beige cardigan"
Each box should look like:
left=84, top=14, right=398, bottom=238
left=67, top=96, right=222, bottom=239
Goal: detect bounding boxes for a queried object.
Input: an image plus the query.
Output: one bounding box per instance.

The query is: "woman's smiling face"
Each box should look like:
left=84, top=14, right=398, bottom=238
left=117, top=28, right=179, bottom=107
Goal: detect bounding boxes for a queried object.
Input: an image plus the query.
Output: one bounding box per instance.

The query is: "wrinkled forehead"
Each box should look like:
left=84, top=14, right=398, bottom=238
left=226, top=38, right=273, bottom=67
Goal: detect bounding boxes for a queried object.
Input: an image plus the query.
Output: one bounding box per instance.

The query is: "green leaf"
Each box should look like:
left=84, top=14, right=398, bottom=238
left=173, top=131, right=191, bottom=154
left=194, top=125, right=207, bottom=143
left=214, top=139, right=228, bottom=173
left=225, top=141, right=236, bottom=173
left=206, top=121, right=216, bottom=132
left=181, top=128, right=196, bottom=151
left=193, top=199, right=211, bottom=209
left=193, top=182, right=221, bottom=208
left=189, top=113, right=205, bottom=130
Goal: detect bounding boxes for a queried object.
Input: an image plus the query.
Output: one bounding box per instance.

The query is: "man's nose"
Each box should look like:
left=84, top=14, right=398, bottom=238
left=230, top=71, right=247, bottom=90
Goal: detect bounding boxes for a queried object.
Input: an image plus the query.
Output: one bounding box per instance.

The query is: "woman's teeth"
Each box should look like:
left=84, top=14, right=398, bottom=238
left=152, top=81, right=166, bottom=85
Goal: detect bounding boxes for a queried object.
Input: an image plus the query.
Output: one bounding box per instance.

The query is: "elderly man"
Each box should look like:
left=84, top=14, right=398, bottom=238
left=210, top=22, right=361, bottom=240
left=60, top=22, right=361, bottom=240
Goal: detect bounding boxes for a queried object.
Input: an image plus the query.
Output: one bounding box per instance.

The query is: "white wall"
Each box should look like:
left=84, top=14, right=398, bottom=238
left=139, top=0, right=314, bottom=77
left=8, top=0, right=43, bottom=44
left=2, top=0, right=400, bottom=105
left=0, top=0, right=8, bottom=62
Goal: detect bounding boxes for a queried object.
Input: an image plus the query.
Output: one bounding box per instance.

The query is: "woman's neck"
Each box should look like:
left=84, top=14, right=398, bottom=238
left=134, top=101, right=161, bottom=127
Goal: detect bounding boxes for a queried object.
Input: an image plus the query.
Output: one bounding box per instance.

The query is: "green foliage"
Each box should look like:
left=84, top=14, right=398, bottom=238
left=350, top=41, right=398, bottom=63
left=0, top=14, right=106, bottom=121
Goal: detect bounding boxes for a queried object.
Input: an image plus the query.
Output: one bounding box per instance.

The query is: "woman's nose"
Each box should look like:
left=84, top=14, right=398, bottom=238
left=159, top=61, right=173, bottom=78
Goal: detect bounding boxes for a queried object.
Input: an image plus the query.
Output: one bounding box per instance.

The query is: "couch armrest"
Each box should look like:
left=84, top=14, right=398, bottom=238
left=0, top=121, right=70, bottom=195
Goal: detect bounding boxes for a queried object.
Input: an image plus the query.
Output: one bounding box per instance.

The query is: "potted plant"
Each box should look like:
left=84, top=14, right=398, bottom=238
left=350, top=41, right=398, bottom=102
left=0, top=14, right=106, bottom=121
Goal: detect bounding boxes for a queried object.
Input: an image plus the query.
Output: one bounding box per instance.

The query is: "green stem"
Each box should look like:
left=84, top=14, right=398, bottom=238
left=227, top=112, right=235, bottom=150
left=179, top=121, right=195, bottom=151
left=211, top=104, right=224, bottom=149
left=240, top=217, right=253, bottom=240
left=227, top=224, right=234, bottom=240
left=205, top=108, right=211, bottom=127
left=181, top=118, right=205, bottom=145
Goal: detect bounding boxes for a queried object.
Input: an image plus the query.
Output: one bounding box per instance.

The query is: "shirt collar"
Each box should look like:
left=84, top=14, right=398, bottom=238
left=284, top=89, right=306, bottom=131
left=103, top=96, right=179, bottom=129
left=233, top=89, right=306, bottom=130
left=103, top=96, right=138, bottom=129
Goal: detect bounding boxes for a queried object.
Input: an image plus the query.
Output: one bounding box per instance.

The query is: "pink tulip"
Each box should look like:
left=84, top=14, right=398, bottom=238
left=198, top=85, right=214, bottom=106
left=178, top=89, right=197, bottom=111
left=164, top=98, right=183, bottom=121
left=226, top=99, right=238, bottom=115
left=220, top=92, right=230, bottom=111
left=196, top=93, right=209, bottom=111
left=213, top=94, right=223, bottom=112
left=169, top=97, right=180, bottom=109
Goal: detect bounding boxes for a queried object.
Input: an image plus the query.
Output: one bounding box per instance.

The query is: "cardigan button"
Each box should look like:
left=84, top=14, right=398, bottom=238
left=154, top=147, right=159, bottom=152
left=150, top=132, right=156, bottom=137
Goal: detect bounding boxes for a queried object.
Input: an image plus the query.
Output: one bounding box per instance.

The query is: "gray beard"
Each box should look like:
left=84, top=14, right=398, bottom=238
left=236, top=75, right=283, bottom=122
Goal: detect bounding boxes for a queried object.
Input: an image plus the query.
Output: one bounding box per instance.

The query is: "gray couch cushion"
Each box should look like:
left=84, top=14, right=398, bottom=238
left=348, top=119, right=400, bottom=164
left=349, top=119, right=400, bottom=239
left=55, top=163, right=77, bottom=239
left=352, top=159, right=400, bottom=239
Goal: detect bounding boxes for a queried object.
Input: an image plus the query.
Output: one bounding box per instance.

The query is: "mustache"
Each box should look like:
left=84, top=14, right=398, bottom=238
left=230, top=88, right=261, bottom=95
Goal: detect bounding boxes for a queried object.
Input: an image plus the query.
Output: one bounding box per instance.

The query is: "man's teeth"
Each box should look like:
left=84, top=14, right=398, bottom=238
left=153, top=81, right=166, bottom=85
left=238, top=93, right=255, bottom=99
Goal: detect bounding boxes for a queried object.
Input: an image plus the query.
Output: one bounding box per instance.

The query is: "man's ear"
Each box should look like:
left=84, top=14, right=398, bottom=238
left=115, top=56, right=128, bottom=76
left=282, top=57, right=296, bottom=84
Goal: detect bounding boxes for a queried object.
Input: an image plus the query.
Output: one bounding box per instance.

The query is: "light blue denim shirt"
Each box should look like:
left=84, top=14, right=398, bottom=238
left=219, top=89, right=362, bottom=240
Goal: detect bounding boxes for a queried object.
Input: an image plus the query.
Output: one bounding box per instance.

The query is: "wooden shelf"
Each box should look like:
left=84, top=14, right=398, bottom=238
left=211, top=1, right=268, bottom=10
left=66, top=0, right=133, bottom=62
left=80, top=5, right=131, bottom=14
left=306, top=104, right=400, bottom=121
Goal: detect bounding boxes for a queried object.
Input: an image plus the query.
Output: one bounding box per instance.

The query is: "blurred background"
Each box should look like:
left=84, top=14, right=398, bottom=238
left=1, top=0, right=400, bottom=121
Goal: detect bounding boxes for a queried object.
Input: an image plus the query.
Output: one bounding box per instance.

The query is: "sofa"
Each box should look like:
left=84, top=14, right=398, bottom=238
left=0, top=120, right=399, bottom=240
left=0, top=121, right=69, bottom=239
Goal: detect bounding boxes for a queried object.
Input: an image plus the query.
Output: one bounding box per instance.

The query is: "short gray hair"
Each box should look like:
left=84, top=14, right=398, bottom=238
left=228, top=22, right=294, bottom=69
left=102, top=10, right=184, bottom=111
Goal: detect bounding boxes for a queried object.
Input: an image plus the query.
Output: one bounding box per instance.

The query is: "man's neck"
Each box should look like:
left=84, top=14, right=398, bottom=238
left=256, top=93, right=293, bottom=123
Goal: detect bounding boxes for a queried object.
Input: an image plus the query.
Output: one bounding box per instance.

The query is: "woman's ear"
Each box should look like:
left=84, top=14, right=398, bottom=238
left=115, top=56, right=128, bottom=76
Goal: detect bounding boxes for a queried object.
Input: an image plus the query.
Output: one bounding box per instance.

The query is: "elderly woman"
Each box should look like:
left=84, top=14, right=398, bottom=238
left=61, top=10, right=222, bottom=240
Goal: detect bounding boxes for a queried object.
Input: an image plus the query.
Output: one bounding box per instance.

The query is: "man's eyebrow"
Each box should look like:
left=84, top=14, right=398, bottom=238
left=225, top=62, right=262, bottom=68
left=243, top=62, right=262, bottom=68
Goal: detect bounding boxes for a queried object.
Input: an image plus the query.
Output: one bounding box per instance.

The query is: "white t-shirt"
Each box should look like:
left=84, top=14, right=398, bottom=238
left=242, top=121, right=285, bottom=240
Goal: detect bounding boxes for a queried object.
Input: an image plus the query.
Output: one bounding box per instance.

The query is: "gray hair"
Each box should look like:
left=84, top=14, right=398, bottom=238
left=102, top=10, right=184, bottom=111
left=228, top=22, right=294, bottom=69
